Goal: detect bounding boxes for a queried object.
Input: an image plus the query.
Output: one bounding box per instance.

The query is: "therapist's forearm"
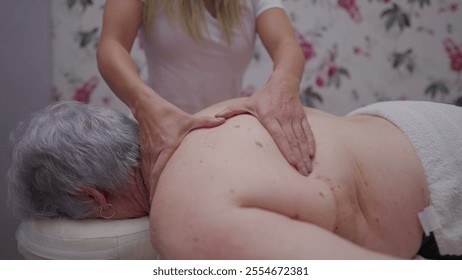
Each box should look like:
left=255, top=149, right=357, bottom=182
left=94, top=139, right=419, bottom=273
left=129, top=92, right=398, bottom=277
left=267, top=38, right=305, bottom=92
left=97, top=40, right=166, bottom=117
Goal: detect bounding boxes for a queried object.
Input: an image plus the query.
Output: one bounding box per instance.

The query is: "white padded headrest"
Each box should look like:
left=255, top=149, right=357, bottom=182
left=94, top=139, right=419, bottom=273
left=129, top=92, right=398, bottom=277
left=16, top=217, right=157, bottom=259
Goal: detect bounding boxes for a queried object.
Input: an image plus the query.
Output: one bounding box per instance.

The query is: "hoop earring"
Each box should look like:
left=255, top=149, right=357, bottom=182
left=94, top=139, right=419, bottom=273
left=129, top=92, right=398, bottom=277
left=99, top=204, right=116, bottom=219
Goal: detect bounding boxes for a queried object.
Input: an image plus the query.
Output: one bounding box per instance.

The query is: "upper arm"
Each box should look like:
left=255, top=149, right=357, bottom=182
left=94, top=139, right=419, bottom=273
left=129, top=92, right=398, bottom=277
left=158, top=206, right=394, bottom=260
left=99, top=0, right=143, bottom=52
left=256, top=8, right=298, bottom=59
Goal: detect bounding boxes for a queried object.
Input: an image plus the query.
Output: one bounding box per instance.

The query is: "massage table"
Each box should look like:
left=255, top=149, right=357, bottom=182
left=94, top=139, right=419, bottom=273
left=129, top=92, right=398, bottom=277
left=16, top=217, right=157, bottom=259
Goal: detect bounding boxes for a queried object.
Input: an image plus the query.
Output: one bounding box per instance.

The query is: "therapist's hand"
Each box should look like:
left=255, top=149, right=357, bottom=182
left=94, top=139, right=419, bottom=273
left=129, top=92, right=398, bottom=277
left=137, top=103, right=225, bottom=201
left=216, top=77, right=315, bottom=176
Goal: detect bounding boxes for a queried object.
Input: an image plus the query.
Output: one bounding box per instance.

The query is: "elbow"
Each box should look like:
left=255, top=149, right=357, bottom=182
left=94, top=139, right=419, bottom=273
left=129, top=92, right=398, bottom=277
left=96, top=41, right=106, bottom=75
left=96, top=40, right=116, bottom=81
left=96, top=37, right=117, bottom=76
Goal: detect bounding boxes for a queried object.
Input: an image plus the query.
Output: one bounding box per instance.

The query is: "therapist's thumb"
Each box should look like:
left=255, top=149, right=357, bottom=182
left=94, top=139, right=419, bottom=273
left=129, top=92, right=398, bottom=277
left=191, top=116, right=226, bottom=129
left=215, top=102, right=252, bottom=119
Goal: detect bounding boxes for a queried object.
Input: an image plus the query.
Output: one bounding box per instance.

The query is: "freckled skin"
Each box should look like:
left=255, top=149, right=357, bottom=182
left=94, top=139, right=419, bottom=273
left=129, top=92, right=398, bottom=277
left=152, top=98, right=430, bottom=259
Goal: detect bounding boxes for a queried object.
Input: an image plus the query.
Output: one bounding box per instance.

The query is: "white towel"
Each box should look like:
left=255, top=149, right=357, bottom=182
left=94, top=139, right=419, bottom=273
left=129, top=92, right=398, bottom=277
left=348, top=101, right=462, bottom=255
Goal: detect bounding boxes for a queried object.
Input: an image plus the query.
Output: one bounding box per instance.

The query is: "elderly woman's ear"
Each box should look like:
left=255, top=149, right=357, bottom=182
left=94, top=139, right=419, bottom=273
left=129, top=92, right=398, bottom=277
left=77, top=185, right=115, bottom=219
left=78, top=186, right=106, bottom=204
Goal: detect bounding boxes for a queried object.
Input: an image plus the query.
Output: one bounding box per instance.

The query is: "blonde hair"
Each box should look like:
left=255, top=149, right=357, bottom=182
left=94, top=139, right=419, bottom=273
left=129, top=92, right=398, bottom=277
left=143, top=0, right=242, bottom=45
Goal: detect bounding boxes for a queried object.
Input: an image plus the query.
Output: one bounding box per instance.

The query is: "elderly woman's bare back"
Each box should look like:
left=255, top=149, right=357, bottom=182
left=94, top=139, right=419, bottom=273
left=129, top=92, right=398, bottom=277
left=150, top=98, right=429, bottom=259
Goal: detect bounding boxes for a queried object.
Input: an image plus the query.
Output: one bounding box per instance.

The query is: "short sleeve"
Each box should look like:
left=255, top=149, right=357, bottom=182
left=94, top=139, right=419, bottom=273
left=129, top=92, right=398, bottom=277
left=252, top=0, right=285, bottom=17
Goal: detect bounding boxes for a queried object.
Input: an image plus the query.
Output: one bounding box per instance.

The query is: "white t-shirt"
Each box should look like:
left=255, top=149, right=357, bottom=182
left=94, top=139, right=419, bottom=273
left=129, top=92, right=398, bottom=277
left=139, top=0, right=284, bottom=113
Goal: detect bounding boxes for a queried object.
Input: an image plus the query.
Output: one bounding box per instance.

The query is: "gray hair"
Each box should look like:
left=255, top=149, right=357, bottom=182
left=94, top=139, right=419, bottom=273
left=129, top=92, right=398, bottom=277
left=7, top=101, right=140, bottom=219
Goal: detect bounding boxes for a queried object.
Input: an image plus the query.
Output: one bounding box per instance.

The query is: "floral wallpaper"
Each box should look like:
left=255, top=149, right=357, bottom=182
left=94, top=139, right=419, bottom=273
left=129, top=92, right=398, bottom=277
left=52, top=0, right=462, bottom=115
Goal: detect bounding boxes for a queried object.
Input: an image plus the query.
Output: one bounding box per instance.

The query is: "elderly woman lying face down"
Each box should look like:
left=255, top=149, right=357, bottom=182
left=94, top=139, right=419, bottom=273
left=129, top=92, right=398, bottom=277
left=7, top=98, right=462, bottom=259
left=7, top=101, right=149, bottom=220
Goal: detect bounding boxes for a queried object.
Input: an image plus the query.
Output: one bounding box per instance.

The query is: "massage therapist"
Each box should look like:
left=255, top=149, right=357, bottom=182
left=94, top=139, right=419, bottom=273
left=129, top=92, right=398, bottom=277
left=97, top=0, right=316, bottom=195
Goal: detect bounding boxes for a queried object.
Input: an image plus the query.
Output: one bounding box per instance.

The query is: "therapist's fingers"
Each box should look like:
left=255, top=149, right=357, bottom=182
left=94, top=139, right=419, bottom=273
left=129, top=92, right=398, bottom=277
left=280, top=120, right=310, bottom=176
left=215, top=98, right=254, bottom=119
left=190, top=115, right=226, bottom=129
left=292, top=117, right=313, bottom=174
left=263, top=119, right=299, bottom=173
left=301, top=116, right=316, bottom=158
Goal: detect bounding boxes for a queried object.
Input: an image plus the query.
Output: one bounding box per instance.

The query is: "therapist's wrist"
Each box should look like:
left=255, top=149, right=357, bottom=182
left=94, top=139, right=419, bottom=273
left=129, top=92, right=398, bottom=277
left=266, top=70, right=301, bottom=98
left=269, top=68, right=302, bottom=84
left=130, top=86, right=164, bottom=119
left=131, top=87, right=184, bottom=123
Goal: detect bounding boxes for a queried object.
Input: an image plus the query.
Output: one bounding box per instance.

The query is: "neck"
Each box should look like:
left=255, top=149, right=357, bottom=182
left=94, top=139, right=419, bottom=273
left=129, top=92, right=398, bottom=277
left=139, top=168, right=151, bottom=211
left=106, top=168, right=151, bottom=219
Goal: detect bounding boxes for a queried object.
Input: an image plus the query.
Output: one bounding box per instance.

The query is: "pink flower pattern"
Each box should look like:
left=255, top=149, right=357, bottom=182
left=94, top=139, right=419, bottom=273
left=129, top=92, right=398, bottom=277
left=337, top=0, right=362, bottom=23
left=53, top=0, right=462, bottom=115
left=72, top=76, right=99, bottom=104
left=297, top=31, right=316, bottom=62
left=444, top=38, right=462, bottom=73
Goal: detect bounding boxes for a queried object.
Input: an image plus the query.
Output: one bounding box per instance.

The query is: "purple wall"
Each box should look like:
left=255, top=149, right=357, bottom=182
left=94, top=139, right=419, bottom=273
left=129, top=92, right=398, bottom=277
left=0, top=0, right=52, bottom=259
